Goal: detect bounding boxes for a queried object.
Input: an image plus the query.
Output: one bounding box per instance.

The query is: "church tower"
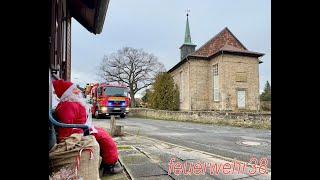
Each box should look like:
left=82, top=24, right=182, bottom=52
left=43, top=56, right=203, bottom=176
left=179, top=12, right=196, bottom=60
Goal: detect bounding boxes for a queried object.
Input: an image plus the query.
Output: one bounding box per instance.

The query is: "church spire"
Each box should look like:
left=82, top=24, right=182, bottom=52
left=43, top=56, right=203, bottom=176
left=184, top=13, right=192, bottom=44
left=180, top=10, right=196, bottom=60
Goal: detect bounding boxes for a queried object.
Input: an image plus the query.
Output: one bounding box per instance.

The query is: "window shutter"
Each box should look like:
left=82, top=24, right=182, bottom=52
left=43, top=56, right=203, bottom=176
left=213, top=75, right=219, bottom=101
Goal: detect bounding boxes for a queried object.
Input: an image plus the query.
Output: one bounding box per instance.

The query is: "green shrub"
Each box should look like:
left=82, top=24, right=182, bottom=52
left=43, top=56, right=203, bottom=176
left=149, top=72, right=179, bottom=110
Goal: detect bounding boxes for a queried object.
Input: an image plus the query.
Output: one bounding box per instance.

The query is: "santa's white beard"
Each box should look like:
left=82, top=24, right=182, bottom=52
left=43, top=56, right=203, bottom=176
left=60, top=93, right=87, bottom=108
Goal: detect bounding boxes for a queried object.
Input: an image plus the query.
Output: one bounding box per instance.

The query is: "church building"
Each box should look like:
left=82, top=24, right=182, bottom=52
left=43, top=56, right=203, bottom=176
left=168, top=14, right=264, bottom=111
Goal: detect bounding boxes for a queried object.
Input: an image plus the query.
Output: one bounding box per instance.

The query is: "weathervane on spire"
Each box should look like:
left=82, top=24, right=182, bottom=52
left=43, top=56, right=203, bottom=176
left=180, top=8, right=196, bottom=60
left=186, top=9, right=190, bottom=17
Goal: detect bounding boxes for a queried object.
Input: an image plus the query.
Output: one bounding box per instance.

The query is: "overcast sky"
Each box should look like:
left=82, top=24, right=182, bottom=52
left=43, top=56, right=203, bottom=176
left=71, top=0, right=271, bottom=95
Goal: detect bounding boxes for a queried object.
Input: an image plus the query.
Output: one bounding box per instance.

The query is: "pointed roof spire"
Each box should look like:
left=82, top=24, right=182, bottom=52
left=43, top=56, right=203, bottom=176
left=183, top=10, right=195, bottom=45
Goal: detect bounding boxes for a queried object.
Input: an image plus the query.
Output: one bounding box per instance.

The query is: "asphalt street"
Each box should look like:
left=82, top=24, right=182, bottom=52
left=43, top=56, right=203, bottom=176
left=94, top=117, right=271, bottom=168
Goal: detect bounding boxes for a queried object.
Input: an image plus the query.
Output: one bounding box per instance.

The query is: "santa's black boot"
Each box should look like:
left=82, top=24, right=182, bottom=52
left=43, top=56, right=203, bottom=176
left=103, top=162, right=123, bottom=175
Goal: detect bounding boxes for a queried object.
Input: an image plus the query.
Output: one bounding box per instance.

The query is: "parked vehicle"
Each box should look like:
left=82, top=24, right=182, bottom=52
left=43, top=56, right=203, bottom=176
left=86, top=82, right=130, bottom=118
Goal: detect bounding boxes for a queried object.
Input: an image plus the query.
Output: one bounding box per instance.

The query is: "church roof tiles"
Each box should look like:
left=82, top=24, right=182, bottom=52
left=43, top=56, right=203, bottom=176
left=168, top=27, right=264, bottom=73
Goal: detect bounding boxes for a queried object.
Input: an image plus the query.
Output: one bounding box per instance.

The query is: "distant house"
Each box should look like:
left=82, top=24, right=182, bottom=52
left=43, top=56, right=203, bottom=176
left=168, top=14, right=264, bottom=111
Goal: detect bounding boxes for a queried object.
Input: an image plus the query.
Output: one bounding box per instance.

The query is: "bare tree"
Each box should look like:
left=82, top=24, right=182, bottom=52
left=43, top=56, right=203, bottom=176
left=98, top=47, right=165, bottom=107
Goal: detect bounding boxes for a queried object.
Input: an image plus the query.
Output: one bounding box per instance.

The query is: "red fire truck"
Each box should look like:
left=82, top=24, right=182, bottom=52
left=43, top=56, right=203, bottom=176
left=86, top=82, right=130, bottom=118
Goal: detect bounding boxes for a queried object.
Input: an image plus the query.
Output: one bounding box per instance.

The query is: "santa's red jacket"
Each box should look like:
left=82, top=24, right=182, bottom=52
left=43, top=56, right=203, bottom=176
left=55, top=101, right=118, bottom=165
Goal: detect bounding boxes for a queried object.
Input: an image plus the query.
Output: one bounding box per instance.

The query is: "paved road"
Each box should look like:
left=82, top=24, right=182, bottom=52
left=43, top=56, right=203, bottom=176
left=94, top=117, right=271, bottom=168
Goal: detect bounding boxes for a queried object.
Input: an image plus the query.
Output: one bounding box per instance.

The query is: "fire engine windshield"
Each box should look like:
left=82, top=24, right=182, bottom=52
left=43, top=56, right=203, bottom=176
left=105, top=87, right=127, bottom=97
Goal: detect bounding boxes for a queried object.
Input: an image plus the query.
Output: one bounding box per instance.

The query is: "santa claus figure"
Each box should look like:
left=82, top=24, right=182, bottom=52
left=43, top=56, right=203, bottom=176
left=52, top=80, right=123, bottom=175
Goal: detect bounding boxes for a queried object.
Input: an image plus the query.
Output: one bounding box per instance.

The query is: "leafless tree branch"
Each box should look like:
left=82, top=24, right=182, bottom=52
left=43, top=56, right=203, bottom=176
left=97, top=47, right=166, bottom=107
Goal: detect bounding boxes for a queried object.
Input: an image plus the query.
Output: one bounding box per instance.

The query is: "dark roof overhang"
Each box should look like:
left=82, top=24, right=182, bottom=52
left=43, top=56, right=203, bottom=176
left=219, top=50, right=264, bottom=58
left=68, top=0, right=110, bottom=34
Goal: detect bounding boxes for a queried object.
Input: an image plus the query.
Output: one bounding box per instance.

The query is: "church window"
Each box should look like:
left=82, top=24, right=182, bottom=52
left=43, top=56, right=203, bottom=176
left=213, top=64, right=219, bottom=101
left=180, top=71, right=184, bottom=102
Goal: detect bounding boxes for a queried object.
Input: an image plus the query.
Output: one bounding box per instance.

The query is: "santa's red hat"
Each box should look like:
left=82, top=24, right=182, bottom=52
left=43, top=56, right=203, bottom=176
left=52, top=80, right=73, bottom=98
